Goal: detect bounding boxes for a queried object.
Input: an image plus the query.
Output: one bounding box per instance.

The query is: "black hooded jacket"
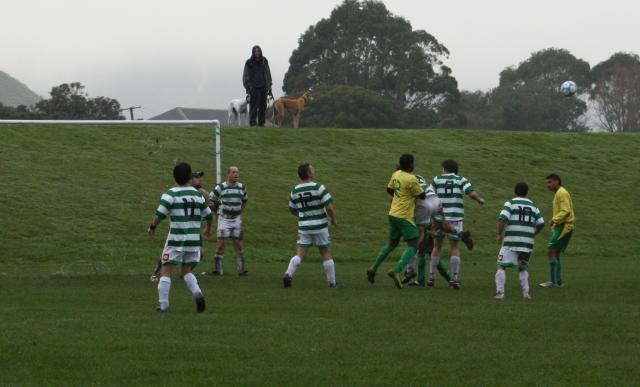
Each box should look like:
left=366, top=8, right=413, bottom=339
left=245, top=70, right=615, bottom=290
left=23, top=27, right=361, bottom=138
left=242, top=45, right=272, bottom=91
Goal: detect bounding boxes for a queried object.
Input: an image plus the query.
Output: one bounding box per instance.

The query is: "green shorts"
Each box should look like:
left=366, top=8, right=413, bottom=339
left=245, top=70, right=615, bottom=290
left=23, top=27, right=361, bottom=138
left=388, top=216, right=419, bottom=241
left=549, top=223, right=573, bottom=252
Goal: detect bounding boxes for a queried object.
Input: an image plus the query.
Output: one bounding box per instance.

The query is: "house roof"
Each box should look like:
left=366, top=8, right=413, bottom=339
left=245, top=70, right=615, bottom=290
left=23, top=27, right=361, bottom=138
left=149, top=107, right=227, bottom=122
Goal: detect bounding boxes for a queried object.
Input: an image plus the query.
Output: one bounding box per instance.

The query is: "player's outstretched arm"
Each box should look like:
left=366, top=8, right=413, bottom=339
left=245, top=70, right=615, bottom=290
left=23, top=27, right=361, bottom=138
left=469, top=191, right=485, bottom=205
left=325, top=205, right=337, bottom=226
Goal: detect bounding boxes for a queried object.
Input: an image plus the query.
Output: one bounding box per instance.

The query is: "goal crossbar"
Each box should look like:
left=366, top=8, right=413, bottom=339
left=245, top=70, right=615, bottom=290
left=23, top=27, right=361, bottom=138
left=0, top=119, right=222, bottom=183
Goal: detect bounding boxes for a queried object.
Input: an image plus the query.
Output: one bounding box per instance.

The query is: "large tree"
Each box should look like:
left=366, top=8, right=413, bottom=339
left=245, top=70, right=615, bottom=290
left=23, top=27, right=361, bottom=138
left=494, top=48, right=590, bottom=131
left=35, top=83, right=123, bottom=120
left=283, top=0, right=458, bottom=124
left=590, top=52, right=640, bottom=132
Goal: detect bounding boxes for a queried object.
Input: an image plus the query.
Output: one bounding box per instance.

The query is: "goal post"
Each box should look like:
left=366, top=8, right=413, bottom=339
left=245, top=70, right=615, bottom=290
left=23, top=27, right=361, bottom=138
left=0, top=119, right=222, bottom=183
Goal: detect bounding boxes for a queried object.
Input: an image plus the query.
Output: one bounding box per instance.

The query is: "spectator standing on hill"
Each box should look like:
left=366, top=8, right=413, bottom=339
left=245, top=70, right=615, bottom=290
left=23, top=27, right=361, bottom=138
left=243, top=45, right=272, bottom=127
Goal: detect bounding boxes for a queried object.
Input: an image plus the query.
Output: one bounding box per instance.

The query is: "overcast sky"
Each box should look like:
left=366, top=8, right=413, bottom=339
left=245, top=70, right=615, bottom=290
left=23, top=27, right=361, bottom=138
left=2, top=0, right=638, bottom=118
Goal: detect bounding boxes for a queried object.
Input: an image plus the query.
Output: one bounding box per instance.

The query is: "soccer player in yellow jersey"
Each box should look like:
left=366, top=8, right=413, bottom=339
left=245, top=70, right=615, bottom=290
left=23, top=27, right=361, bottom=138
left=367, top=154, right=426, bottom=288
left=540, top=174, right=575, bottom=288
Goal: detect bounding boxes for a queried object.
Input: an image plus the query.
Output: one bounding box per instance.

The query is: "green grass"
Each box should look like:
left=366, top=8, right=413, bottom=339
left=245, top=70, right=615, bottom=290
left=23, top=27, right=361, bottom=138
left=1, top=125, right=639, bottom=386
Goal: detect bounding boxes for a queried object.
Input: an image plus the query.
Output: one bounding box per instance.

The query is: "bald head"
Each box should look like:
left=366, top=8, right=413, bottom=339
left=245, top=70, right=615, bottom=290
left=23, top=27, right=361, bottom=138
left=227, top=166, right=239, bottom=184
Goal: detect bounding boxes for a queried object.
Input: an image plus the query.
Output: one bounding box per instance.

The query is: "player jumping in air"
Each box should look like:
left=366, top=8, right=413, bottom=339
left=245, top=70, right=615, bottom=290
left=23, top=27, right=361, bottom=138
left=429, top=159, right=485, bottom=289
left=402, top=174, right=473, bottom=286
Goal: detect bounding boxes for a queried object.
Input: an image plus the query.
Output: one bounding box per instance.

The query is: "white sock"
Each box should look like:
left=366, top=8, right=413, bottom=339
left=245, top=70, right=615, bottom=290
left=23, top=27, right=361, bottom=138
left=519, top=270, right=530, bottom=294
left=323, top=259, right=336, bottom=285
left=495, top=270, right=506, bottom=293
left=158, top=276, right=171, bottom=310
left=236, top=253, right=245, bottom=273
left=214, top=254, right=223, bottom=274
left=183, top=272, right=202, bottom=297
left=286, top=256, right=302, bottom=277
left=451, top=256, right=461, bottom=280
left=429, top=256, right=440, bottom=279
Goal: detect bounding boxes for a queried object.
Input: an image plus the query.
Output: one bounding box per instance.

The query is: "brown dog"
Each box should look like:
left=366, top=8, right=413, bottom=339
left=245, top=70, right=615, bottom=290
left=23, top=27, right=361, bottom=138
left=273, top=91, right=312, bottom=128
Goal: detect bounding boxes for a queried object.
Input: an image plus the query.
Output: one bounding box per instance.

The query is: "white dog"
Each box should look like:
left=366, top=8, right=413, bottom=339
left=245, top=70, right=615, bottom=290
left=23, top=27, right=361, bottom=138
left=228, top=97, right=249, bottom=126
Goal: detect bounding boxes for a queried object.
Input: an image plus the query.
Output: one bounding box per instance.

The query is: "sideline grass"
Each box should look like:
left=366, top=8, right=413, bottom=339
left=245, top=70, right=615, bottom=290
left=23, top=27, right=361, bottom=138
left=1, top=260, right=639, bottom=386
left=1, top=125, right=639, bottom=385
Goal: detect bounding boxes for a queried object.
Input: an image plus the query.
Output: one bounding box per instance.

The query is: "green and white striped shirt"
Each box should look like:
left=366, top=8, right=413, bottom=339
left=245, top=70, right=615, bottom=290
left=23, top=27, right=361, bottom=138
left=498, top=197, right=544, bottom=252
left=416, top=175, right=437, bottom=197
left=433, top=173, right=474, bottom=221
left=289, top=182, right=333, bottom=234
left=156, top=187, right=213, bottom=252
left=211, top=181, right=248, bottom=218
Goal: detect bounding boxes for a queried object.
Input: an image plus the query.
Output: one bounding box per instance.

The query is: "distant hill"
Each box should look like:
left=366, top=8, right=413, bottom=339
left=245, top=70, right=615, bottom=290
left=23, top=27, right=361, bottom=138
left=0, top=70, right=41, bottom=107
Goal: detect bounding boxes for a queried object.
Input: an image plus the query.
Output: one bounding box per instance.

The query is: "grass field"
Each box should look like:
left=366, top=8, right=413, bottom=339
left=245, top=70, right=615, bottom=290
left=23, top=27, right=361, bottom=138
left=1, top=125, right=639, bottom=386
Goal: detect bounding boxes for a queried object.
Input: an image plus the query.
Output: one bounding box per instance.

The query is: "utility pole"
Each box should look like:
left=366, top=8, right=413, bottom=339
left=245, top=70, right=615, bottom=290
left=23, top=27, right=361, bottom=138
left=119, top=106, right=142, bottom=120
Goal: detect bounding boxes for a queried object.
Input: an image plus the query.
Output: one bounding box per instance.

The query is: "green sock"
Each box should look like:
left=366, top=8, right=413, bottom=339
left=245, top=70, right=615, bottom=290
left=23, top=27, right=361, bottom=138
left=417, top=253, right=426, bottom=282
left=437, top=261, right=451, bottom=282
left=556, top=257, right=563, bottom=285
left=372, top=244, right=394, bottom=270
left=549, top=260, right=558, bottom=283
left=394, top=247, right=417, bottom=273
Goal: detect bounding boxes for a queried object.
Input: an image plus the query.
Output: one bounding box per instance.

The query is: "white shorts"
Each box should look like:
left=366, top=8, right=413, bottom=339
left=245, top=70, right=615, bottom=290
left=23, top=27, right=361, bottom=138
left=297, top=229, right=331, bottom=248
left=161, top=243, right=201, bottom=266
left=497, top=247, right=531, bottom=268
left=433, top=220, right=463, bottom=241
left=415, top=196, right=441, bottom=226
left=217, top=216, right=243, bottom=240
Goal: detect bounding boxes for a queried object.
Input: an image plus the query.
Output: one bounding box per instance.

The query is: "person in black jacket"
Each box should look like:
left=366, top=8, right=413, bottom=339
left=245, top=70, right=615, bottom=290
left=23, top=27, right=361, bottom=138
left=242, top=45, right=273, bottom=127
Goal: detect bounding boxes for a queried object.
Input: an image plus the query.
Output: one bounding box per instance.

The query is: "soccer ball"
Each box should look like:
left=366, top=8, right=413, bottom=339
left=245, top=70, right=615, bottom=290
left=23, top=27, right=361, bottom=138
left=560, top=81, right=578, bottom=96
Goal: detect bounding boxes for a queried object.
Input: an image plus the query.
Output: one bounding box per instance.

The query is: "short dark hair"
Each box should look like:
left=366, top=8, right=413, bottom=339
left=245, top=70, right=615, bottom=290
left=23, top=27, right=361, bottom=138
left=399, top=154, right=414, bottom=171
left=514, top=182, right=529, bottom=196
left=441, top=159, right=459, bottom=174
left=298, top=163, right=311, bottom=180
left=173, top=162, right=192, bottom=185
left=546, top=173, right=562, bottom=185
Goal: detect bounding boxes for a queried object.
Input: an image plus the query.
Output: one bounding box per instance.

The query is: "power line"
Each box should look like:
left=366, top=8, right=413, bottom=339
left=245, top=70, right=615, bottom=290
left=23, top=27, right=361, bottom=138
left=119, top=106, right=142, bottom=120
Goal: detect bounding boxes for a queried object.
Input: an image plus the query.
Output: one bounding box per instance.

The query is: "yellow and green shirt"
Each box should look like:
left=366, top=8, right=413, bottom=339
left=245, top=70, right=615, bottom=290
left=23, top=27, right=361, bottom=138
left=387, top=170, right=424, bottom=222
left=552, top=186, right=575, bottom=235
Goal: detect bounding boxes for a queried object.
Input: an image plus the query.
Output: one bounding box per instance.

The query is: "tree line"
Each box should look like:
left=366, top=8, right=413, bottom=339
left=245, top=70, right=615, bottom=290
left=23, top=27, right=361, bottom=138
left=0, top=82, right=124, bottom=120
left=283, top=0, right=640, bottom=132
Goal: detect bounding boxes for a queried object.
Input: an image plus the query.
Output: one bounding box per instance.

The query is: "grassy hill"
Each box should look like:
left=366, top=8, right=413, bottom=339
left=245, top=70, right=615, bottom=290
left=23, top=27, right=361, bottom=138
left=0, top=70, right=41, bottom=107
left=1, top=125, right=637, bottom=270
left=1, top=125, right=639, bottom=385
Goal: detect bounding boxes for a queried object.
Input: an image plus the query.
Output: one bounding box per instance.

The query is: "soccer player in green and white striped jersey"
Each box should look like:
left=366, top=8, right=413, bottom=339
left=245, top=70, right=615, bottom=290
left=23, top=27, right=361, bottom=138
left=495, top=182, right=544, bottom=299
left=403, top=174, right=452, bottom=286
left=283, top=163, right=337, bottom=288
left=147, top=163, right=213, bottom=313
left=430, top=159, right=485, bottom=289
left=210, top=166, right=249, bottom=276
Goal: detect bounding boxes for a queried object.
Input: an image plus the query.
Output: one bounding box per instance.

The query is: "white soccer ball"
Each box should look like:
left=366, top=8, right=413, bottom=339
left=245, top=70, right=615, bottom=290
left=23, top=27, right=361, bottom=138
left=560, top=80, right=578, bottom=96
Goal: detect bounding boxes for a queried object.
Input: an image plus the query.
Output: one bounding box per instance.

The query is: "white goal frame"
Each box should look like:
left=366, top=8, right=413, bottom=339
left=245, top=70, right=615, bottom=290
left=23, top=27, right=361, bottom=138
left=0, top=120, right=222, bottom=183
